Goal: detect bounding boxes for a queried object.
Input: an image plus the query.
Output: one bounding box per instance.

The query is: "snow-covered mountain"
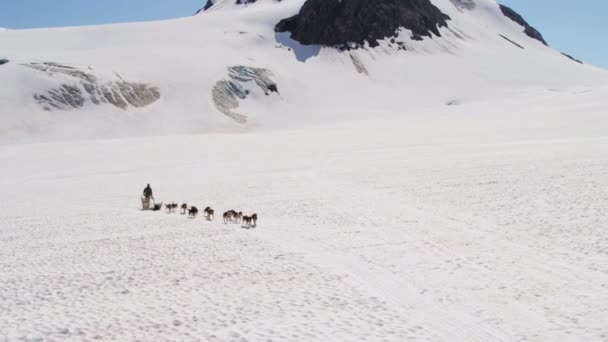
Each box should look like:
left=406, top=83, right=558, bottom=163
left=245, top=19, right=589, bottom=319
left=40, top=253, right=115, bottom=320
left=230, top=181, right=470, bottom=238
left=3, top=2, right=608, bottom=340
left=0, top=0, right=606, bottom=143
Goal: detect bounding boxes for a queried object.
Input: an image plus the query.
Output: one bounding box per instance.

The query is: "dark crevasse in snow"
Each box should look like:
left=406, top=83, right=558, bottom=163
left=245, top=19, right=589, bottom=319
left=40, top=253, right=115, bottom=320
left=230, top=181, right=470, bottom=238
left=275, top=0, right=450, bottom=48
left=499, top=34, right=524, bottom=49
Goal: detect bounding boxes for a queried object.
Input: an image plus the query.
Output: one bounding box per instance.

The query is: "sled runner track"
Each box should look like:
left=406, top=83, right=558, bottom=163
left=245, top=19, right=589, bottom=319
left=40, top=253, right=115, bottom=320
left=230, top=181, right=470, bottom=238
left=302, top=166, right=608, bottom=289
left=259, top=150, right=608, bottom=340
left=257, top=170, right=511, bottom=341
left=261, top=226, right=508, bottom=341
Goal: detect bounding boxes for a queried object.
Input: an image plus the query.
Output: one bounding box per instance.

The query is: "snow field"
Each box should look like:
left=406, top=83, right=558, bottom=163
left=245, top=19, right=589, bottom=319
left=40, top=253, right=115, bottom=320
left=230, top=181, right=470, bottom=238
left=1, top=102, right=608, bottom=340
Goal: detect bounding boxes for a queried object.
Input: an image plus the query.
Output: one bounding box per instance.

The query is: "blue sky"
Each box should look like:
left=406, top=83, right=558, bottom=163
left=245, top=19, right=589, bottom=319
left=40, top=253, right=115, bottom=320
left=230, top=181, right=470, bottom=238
left=500, top=0, right=607, bottom=69
left=0, top=0, right=203, bottom=28
left=0, top=0, right=606, bottom=68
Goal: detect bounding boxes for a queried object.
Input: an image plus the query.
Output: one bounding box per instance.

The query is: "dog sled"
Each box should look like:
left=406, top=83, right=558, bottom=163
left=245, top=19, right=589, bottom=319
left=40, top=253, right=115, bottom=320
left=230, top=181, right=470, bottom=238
left=141, top=196, right=162, bottom=211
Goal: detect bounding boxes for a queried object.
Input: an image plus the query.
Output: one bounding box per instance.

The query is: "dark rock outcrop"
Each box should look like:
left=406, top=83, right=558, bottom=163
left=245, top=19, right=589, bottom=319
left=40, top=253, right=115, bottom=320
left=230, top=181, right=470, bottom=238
left=499, top=4, right=547, bottom=46
left=195, top=0, right=215, bottom=14
left=212, top=66, right=278, bottom=123
left=0, top=58, right=9, bottom=65
left=23, top=62, right=160, bottom=111
left=275, top=0, right=450, bottom=48
left=196, top=0, right=267, bottom=14
left=204, top=0, right=215, bottom=10
left=562, top=53, right=583, bottom=64
left=449, top=0, right=475, bottom=11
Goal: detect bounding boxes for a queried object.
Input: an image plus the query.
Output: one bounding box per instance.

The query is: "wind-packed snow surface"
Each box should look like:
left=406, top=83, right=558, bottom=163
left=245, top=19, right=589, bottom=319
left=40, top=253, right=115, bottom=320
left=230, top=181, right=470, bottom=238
left=1, top=0, right=608, bottom=341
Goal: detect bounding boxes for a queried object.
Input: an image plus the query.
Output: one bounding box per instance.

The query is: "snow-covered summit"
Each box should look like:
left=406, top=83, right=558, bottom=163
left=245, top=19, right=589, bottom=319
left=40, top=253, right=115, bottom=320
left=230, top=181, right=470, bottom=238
left=0, top=0, right=607, bottom=144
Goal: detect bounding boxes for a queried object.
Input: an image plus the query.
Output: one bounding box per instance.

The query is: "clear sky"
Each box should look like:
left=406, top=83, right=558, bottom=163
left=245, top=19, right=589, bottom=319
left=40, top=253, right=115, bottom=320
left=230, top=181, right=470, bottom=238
left=0, top=0, right=204, bottom=28
left=0, top=0, right=606, bottom=69
left=499, top=0, right=607, bottom=69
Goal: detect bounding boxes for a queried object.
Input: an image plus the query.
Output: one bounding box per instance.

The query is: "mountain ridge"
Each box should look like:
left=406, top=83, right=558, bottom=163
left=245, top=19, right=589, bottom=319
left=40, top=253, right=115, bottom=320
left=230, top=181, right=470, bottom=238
left=0, top=0, right=606, bottom=144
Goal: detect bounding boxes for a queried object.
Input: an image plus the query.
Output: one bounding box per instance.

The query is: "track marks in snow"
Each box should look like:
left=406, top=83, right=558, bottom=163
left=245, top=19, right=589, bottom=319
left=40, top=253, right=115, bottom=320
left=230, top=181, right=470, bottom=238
left=257, top=170, right=510, bottom=341
left=268, top=140, right=608, bottom=341
left=1, top=133, right=608, bottom=340
left=1, top=206, right=433, bottom=341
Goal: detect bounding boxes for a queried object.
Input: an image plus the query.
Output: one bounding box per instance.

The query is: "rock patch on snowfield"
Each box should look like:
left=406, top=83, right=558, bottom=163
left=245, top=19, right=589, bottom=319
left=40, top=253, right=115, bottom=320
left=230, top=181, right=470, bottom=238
left=195, top=0, right=215, bottom=14
left=449, top=0, right=476, bottom=11
left=275, top=0, right=450, bottom=49
left=0, top=58, right=9, bottom=65
left=23, top=62, right=160, bottom=111
left=499, top=5, right=547, bottom=46
left=212, top=66, right=278, bottom=124
left=562, top=53, right=583, bottom=64
left=196, top=0, right=275, bottom=13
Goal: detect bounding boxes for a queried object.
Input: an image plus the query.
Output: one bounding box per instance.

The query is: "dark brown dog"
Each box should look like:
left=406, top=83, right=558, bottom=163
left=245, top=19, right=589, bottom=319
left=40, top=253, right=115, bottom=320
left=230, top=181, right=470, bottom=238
left=242, top=215, right=252, bottom=228
left=223, top=210, right=236, bottom=224
left=165, top=203, right=178, bottom=213
left=204, top=207, right=214, bottom=221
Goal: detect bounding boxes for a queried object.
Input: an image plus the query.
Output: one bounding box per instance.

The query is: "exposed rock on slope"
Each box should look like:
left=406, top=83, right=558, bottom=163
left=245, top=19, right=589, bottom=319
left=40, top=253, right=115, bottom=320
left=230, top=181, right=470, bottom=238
left=195, top=0, right=215, bottom=14
left=499, top=5, right=547, bottom=46
left=196, top=0, right=266, bottom=13
left=275, top=0, right=450, bottom=48
left=562, top=53, right=583, bottom=64
left=212, top=66, right=278, bottom=123
left=24, top=62, right=160, bottom=111
left=449, top=0, right=476, bottom=11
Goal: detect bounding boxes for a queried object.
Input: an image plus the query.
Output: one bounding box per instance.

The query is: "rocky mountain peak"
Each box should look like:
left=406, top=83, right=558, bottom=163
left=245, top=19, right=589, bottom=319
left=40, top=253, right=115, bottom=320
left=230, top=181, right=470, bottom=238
left=274, top=0, right=450, bottom=48
left=499, top=4, right=547, bottom=46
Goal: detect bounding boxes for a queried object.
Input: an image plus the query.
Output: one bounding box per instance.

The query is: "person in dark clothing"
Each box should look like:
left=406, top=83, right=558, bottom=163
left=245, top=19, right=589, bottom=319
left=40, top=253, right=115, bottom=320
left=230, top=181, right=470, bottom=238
left=143, top=184, right=153, bottom=201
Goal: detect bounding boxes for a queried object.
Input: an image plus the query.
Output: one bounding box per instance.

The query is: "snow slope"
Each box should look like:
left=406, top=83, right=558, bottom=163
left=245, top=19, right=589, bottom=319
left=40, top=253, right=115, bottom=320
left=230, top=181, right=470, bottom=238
left=1, top=89, right=608, bottom=340
left=0, top=0, right=607, bottom=144
left=2, top=0, right=608, bottom=341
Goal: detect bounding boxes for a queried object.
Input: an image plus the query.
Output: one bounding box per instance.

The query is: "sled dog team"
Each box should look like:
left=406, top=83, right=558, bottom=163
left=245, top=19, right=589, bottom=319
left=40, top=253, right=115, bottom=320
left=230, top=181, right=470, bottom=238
left=223, top=210, right=258, bottom=228
left=143, top=184, right=258, bottom=228
left=164, top=202, right=258, bottom=228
